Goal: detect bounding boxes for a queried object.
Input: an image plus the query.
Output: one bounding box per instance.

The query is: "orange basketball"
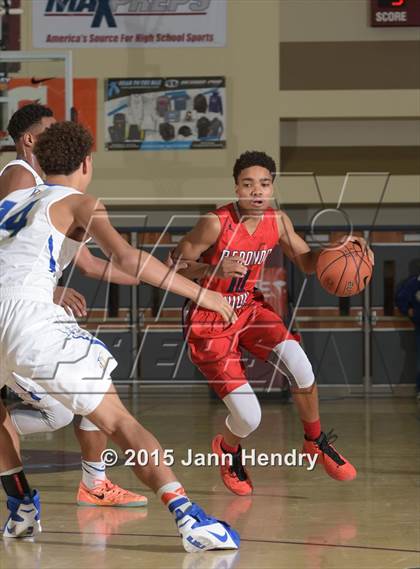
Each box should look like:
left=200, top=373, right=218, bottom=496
left=316, top=240, right=373, bottom=297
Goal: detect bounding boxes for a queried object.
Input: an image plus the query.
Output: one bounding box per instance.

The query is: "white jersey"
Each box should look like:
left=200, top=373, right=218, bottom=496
left=0, top=158, right=44, bottom=186
left=0, top=184, right=84, bottom=300
left=0, top=182, right=117, bottom=417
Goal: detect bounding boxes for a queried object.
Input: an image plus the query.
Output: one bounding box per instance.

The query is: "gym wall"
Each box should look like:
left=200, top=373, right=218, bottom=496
left=278, top=0, right=420, bottom=206
left=3, top=0, right=420, bottom=207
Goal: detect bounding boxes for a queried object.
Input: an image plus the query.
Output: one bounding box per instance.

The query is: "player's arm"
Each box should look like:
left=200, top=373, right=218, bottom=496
left=0, top=166, right=37, bottom=198
left=61, top=195, right=236, bottom=323
left=52, top=244, right=140, bottom=318
left=170, top=215, right=221, bottom=279
left=74, top=244, right=141, bottom=285
left=171, top=215, right=247, bottom=280
left=277, top=211, right=375, bottom=274
left=53, top=245, right=139, bottom=318
left=277, top=211, right=318, bottom=274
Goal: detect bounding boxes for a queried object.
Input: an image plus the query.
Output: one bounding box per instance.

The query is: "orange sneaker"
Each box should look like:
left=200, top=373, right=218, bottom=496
left=77, top=479, right=148, bottom=507
left=212, top=435, right=253, bottom=496
left=303, top=431, right=357, bottom=481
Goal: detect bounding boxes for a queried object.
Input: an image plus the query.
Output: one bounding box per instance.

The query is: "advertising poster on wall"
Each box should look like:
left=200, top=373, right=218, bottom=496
left=0, top=78, right=97, bottom=151
left=32, top=0, right=226, bottom=48
left=105, top=77, right=225, bottom=150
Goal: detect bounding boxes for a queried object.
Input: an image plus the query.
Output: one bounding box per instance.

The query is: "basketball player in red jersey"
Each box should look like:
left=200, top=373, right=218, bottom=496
left=170, top=151, right=374, bottom=495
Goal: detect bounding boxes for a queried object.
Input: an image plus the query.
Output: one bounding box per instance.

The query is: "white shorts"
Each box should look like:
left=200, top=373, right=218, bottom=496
left=0, top=290, right=117, bottom=416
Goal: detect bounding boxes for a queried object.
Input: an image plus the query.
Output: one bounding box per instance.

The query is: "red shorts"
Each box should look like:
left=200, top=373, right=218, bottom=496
left=186, top=292, right=297, bottom=399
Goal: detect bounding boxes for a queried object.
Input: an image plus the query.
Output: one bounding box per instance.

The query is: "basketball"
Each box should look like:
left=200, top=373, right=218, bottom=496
left=316, top=239, right=373, bottom=297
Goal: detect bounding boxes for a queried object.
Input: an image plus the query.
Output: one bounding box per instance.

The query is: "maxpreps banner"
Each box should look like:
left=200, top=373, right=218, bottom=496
left=32, top=0, right=226, bottom=48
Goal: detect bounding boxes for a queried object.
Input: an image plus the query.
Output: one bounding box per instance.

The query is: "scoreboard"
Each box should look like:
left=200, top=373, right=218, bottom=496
left=371, top=0, right=420, bottom=26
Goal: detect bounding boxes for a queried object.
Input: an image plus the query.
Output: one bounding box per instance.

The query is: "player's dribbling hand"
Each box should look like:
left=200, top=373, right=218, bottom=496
left=196, top=289, right=237, bottom=324
left=214, top=255, right=248, bottom=279
left=53, top=286, right=88, bottom=318
left=339, top=235, right=375, bottom=266
left=349, top=236, right=375, bottom=266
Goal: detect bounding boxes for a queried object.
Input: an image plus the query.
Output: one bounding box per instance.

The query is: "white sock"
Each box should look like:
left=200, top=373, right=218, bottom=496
left=157, top=481, right=192, bottom=515
left=81, top=460, right=106, bottom=489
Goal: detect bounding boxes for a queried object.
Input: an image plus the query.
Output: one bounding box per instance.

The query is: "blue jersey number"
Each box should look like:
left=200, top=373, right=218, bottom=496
left=0, top=200, right=38, bottom=237
left=0, top=200, right=16, bottom=222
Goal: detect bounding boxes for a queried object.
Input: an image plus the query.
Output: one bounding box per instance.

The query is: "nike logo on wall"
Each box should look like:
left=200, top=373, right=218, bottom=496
left=207, top=529, right=228, bottom=543
left=31, top=77, right=55, bottom=85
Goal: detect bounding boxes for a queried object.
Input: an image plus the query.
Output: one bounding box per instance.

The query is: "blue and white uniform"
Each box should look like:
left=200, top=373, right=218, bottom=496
left=0, top=158, right=44, bottom=186
left=0, top=183, right=116, bottom=416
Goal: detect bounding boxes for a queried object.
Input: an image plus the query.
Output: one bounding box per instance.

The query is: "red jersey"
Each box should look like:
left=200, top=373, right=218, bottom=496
left=200, top=202, right=279, bottom=309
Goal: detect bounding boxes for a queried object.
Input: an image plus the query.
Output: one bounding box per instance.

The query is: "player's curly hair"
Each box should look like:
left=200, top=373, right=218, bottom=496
left=233, top=151, right=277, bottom=183
left=34, top=121, right=94, bottom=176
left=7, top=104, right=53, bottom=142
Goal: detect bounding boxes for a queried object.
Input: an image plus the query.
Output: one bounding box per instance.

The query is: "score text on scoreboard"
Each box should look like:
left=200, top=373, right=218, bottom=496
left=371, top=0, right=420, bottom=26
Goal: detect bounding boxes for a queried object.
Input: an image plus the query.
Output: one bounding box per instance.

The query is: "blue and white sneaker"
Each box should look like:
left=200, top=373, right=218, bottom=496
left=172, top=500, right=240, bottom=553
left=3, top=490, right=42, bottom=539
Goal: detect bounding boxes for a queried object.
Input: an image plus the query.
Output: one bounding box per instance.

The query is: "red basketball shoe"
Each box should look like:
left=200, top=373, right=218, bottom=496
left=303, top=430, right=357, bottom=481
left=212, top=435, right=253, bottom=496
